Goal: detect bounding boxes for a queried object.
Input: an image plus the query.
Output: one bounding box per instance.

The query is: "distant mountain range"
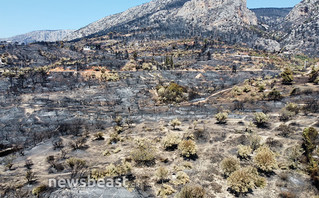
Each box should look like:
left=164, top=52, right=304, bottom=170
left=65, top=0, right=257, bottom=42
left=2, top=0, right=319, bottom=55
left=0, top=30, right=74, bottom=44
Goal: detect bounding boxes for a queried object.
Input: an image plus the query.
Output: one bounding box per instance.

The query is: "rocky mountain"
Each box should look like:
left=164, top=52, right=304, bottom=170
left=66, top=0, right=257, bottom=42
left=251, top=8, right=292, bottom=30
left=1, top=30, right=74, bottom=44
left=282, top=0, right=319, bottom=55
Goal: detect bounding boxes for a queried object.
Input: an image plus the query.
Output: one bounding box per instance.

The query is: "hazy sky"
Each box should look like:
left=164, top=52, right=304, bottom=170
left=0, top=0, right=301, bottom=38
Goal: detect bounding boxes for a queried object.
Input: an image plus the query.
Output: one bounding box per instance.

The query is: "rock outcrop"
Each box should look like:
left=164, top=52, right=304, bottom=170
left=282, top=0, right=319, bottom=55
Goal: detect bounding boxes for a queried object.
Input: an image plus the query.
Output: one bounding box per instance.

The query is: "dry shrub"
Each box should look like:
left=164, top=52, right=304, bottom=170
left=254, top=146, right=277, bottom=172
left=91, top=160, right=132, bottom=179
left=220, top=157, right=240, bottom=176
left=163, top=133, right=181, bottom=151
left=215, top=112, right=228, bottom=124
left=227, top=166, right=266, bottom=194
left=170, top=118, right=182, bottom=130
left=277, top=124, right=294, bottom=137
left=238, top=145, right=252, bottom=159
left=157, top=184, right=176, bottom=198
left=171, top=171, right=190, bottom=186
left=131, top=140, right=156, bottom=166
left=178, top=140, right=197, bottom=159
left=285, top=103, right=299, bottom=114
left=279, top=109, right=295, bottom=122
left=93, top=132, right=104, bottom=140
left=177, top=184, right=205, bottom=198
left=69, top=137, right=87, bottom=150
left=279, top=191, right=296, bottom=198
left=253, top=112, right=269, bottom=127
left=155, top=166, right=169, bottom=183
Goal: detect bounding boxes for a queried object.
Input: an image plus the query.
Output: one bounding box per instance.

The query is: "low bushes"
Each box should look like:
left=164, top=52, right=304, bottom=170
left=178, top=140, right=197, bottom=159
left=221, top=157, right=240, bottom=176
left=227, top=166, right=266, bottom=194
left=253, top=146, right=277, bottom=173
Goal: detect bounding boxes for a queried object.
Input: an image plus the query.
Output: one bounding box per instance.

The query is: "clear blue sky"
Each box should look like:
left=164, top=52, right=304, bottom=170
left=0, top=0, right=301, bottom=38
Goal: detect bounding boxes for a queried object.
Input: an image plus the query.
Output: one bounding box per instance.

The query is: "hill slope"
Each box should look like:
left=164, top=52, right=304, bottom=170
left=1, top=30, right=74, bottom=44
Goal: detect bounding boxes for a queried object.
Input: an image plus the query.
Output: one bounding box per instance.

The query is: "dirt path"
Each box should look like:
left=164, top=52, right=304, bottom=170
left=192, top=87, right=233, bottom=105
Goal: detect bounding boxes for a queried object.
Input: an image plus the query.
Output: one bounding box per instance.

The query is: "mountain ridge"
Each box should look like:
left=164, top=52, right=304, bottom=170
left=66, top=0, right=257, bottom=41
left=1, top=30, right=74, bottom=44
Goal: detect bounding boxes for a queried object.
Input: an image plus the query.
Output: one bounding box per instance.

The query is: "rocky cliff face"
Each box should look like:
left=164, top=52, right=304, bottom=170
left=282, top=0, right=319, bottom=55
left=66, top=0, right=257, bottom=41
left=251, top=8, right=292, bottom=30
left=1, top=30, right=74, bottom=44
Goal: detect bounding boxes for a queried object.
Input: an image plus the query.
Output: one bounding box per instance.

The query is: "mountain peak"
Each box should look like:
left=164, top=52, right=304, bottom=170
left=66, top=0, right=256, bottom=41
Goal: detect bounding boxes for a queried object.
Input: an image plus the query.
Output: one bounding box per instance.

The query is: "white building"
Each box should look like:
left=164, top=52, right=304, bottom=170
left=83, top=46, right=91, bottom=51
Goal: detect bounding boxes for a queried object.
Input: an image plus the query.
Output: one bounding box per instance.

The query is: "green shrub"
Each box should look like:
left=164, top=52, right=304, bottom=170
left=281, top=68, right=294, bottom=85
left=302, top=127, right=318, bottom=159
left=253, top=112, right=269, bottom=127
left=215, top=112, right=228, bottom=124
left=254, top=146, right=277, bottom=172
left=157, top=82, right=188, bottom=103
left=227, top=166, right=266, bottom=194
left=220, top=157, right=240, bottom=176
left=177, top=185, right=205, bottom=198
left=178, top=140, right=197, bottom=158
left=238, top=145, right=252, bottom=159
left=32, top=184, right=48, bottom=196
left=163, top=133, right=181, bottom=151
